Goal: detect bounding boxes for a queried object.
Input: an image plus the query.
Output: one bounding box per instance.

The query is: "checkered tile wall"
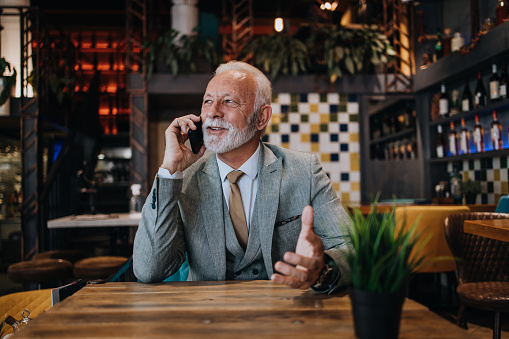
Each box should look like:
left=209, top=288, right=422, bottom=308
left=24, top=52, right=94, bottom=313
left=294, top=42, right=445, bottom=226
left=262, top=92, right=360, bottom=204
left=447, top=157, right=509, bottom=204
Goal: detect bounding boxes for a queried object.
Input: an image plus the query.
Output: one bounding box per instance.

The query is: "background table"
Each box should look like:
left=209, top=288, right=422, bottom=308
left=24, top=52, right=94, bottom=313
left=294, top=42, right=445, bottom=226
left=12, top=280, right=487, bottom=338
left=464, top=219, right=509, bottom=242
left=47, top=213, right=141, bottom=229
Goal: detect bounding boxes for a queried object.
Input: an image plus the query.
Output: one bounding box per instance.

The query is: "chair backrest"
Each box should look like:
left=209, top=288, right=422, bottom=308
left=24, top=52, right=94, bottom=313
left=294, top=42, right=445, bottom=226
left=394, top=205, right=470, bottom=273
left=444, top=212, right=509, bottom=285
left=495, top=195, right=509, bottom=213
left=51, top=280, right=85, bottom=306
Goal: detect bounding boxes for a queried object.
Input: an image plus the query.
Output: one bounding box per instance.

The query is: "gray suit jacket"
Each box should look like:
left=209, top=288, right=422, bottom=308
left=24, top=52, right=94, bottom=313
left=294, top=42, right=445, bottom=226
left=133, top=142, right=351, bottom=288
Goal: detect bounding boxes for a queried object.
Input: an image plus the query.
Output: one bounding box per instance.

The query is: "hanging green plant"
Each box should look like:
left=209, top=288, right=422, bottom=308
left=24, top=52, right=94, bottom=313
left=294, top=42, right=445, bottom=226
left=319, top=25, right=395, bottom=83
left=0, top=58, right=17, bottom=106
left=144, top=28, right=219, bottom=80
left=244, top=33, right=310, bottom=80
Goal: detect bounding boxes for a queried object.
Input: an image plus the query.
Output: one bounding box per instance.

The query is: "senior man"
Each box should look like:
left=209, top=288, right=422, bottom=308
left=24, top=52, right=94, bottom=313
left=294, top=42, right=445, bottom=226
left=133, top=60, right=351, bottom=293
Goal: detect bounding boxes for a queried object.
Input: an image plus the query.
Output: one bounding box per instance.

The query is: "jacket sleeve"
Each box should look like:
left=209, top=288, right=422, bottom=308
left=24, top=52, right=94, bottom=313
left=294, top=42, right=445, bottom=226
left=133, top=176, right=187, bottom=282
left=308, top=154, right=352, bottom=293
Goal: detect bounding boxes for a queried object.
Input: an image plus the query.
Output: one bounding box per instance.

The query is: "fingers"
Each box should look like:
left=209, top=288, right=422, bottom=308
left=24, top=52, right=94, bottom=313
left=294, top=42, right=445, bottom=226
left=301, top=205, right=314, bottom=233
left=171, top=114, right=201, bottom=134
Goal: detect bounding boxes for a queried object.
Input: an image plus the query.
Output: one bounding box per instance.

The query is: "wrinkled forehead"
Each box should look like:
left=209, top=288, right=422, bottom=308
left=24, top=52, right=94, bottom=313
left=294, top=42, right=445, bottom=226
left=206, top=69, right=256, bottom=92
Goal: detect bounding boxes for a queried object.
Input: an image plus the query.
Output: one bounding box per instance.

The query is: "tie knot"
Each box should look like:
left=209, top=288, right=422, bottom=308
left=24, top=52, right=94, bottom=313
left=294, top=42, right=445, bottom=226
left=227, top=171, right=244, bottom=184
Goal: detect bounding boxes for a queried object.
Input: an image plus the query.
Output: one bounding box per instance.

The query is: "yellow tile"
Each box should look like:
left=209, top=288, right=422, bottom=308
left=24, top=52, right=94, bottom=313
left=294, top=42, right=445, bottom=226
left=463, top=172, right=470, bottom=181
left=502, top=181, right=509, bottom=194
left=351, top=182, right=361, bottom=191
left=301, top=134, right=310, bottom=143
left=311, top=143, right=320, bottom=152
left=311, top=124, right=320, bottom=133
left=270, top=114, right=281, bottom=124
left=494, top=169, right=500, bottom=181
left=341, top=192, right=350, bottom=202
left=350, top=133, right=359, bottom=142
left=281, top=142, right=290, bottom=150
left=332, top=182, right=340, bottom=191
left=320, top=114, right=329, bottom=123
left=350, top=153, right=360, bottom=171
left=310, top=104, right=318, bottom=112
left=321, top=153, right=330, bottom=162
left=495, top=194, right=502, bottom=205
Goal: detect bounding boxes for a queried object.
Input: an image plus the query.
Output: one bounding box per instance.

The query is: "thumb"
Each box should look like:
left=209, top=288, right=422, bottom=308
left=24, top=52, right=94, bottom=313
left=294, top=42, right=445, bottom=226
left=301, top=205, right=314, bottom=233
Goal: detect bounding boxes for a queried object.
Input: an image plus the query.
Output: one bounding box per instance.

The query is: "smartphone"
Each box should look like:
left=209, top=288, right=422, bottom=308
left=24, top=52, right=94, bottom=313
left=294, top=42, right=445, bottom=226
left=188, top=119, right=204, bottom=154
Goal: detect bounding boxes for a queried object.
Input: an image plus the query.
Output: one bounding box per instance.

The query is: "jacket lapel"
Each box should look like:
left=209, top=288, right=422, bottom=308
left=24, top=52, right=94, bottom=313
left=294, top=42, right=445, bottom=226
left=197, top=155, right=227, bottom=280
left=252, top=143, right=282, bottom=277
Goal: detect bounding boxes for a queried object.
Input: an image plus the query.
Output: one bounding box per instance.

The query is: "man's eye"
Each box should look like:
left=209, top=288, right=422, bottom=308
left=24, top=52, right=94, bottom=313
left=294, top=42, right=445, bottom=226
left=203, top=100, right=212, bottom=105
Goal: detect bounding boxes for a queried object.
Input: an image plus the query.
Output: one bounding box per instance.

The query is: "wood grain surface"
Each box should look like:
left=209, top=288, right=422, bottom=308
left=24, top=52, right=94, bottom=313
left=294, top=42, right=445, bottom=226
left=464, top=219, right=509, bottom=242
left=9, top=280, right=490, bottom=338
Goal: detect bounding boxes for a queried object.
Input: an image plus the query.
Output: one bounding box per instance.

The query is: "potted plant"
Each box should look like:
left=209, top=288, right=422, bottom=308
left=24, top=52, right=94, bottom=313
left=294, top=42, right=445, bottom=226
left=343, top=200, right=426, bottom=339
left=0, top=58, right=17, bottom=116
left=460, top=178, right=481, bottom=204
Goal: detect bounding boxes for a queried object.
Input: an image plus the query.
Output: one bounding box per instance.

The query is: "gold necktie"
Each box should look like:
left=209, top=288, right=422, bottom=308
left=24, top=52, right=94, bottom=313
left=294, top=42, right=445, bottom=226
left=227, top=171, right=248, bottom=249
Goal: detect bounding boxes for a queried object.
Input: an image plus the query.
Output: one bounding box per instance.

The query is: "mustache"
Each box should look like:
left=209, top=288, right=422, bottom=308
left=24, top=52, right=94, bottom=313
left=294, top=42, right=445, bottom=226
left=202, top=118, right=232, bottom=129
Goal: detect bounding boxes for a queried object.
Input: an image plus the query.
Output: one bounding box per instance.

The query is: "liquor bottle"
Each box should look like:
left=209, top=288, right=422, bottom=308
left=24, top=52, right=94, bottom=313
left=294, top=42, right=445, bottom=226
left=461, top=79, right=473, bottom=112
left=474, top=72, right=487, bottom=108
left=436, top=124, right=446, bottom=158
left=439, top=84, right=449, bottom=118
left=473, top=114, right=484, bottom=152
left=491, top=110, right=503, bottom=150
left=489, top=64, right=501, bottom=101
left=459, top=117, right=470, bottom=155
left=497, top=0, right=509, bottom=25
left=500, top=66, right=508, bottom=100
left=434, top=31, right=443, bottom=61
left=448, top=121, right=459, bottom=156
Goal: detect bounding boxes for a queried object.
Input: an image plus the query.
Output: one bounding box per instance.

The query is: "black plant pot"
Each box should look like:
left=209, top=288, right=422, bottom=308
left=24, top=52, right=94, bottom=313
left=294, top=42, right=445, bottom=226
left=349, top=288, right=406, bottom=339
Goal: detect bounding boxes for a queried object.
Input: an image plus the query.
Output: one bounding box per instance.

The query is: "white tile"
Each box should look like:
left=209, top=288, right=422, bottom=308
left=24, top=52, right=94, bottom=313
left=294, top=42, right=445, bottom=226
left=327, top=93, right=339, bottom=104
left=329, top=123, right=339, bottom=133
left=347, top=102, right=359, bottom=114
left=493, top=157, right=501, bottom=169
left=349, top=143, right=360, bottom=153
left=271, top=104, right=281, bottom=114
left=278, top=93, right=291, bottom=104
left=340, top=182, right=351, bottom=192
left=319, top=103, right=330, bottom=113
left=501, top=168, right=508, bottom=181
left=339, top=134, right=349, bottom=142
left=279, top=123, right=290, bottom=134
left=494, top=181, right=502, bottom=194
left=349, top=171, right=360, bottom=182
left=349, top=191, right=361, bottom=204
left=308, top=93, right=319, bottom=103
left=289, top=113, right=300, bottom=123
left=300, top=124, right=310, bottom=134
left=309, top=113, right=320, bottom=123
left=349, top=123, right=359, bottom=133
left=339, top=113, right=349, bottom=123
left=298, top=103, right=310, bottom=113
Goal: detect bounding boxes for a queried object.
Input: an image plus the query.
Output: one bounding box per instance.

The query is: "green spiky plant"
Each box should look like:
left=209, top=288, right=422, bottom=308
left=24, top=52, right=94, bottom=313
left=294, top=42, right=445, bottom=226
left=343, top=199, right=429, bottom=293
left=0, top=58, right=17, bottom=106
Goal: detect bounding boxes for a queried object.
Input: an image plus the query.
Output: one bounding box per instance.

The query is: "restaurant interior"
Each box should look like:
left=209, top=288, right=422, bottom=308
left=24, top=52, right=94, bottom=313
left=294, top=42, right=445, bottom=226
left=0, top=0, right=508, bottom=337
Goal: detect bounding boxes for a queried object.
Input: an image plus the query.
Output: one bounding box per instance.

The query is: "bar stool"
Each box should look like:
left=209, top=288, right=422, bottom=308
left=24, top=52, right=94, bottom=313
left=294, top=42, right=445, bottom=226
left=32, top=250, right=89, bottom=264
left=73, top=256, right=128, bottom=281
left=7, top=259, right=74, bottom=290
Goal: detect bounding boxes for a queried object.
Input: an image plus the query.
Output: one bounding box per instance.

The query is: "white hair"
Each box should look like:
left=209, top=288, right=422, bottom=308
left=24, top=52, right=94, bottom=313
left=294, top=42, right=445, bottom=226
left=214, top=61, right=272, bottom=114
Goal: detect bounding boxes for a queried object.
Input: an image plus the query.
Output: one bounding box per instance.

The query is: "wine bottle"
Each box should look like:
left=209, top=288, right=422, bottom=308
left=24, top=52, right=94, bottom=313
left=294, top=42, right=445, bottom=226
left=489, top=64, right=501, bottom=101
left=459, top=117, right=470, bottom=155
left=491, top=110, right=503, bottom=150
left=473, top=114, right=485, bottom=153
left=500, top=66, right=508, bottom=100
left=448, top=121, right=459, bottom=156
left=434, top=31, right=443, bottom=61
left=439, top=84, right=449, bottom=118
left=474, top=72, right=487, bottom=108
left=436, top=124, right=445, bottom=158
left=461, top=79, right=472, bottom=112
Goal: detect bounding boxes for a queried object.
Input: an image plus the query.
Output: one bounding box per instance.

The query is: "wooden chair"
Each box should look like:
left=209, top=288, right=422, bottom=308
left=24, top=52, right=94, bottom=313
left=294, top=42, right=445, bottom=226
left=73, top=256, right=128, bottom=282
left=394, top=205, right=470, bottom=308
left=7, top=259, right=74, bottom=290
left=32, top=249, right=89, bottom=264
left=444, top=212, right=509, bottom=339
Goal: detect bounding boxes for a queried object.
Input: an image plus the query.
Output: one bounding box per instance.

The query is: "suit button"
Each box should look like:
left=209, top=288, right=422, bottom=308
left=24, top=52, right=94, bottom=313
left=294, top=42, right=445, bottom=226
left=252, top=269, right=259, bottom=275
left=235, top=271, right=241, bottom=276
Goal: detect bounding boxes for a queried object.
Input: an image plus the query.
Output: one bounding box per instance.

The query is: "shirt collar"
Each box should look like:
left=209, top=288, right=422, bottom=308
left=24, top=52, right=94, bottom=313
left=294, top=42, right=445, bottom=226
left=217, top=143, right=260, bottom=183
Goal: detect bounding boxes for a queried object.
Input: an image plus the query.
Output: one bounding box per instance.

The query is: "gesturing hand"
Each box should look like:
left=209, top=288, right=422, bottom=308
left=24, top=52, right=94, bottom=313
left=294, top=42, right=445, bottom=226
left=160, top=114, right=205, bottom=174
left=271, top=205, right=325, bottom=289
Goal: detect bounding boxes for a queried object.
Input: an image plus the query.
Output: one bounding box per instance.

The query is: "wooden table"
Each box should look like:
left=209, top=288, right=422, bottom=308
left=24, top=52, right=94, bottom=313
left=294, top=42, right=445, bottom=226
left=47, top=213, right=141, bottom=229
left=12, top=281, right=481, bottom=338
left=464, top=219, right=509, bottom=242
left=346, top=203, right=495, bottom=216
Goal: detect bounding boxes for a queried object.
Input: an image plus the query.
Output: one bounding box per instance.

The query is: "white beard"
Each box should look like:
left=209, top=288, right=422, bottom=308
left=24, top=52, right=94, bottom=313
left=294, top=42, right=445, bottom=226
left=202, top=114, right=258, bottom=154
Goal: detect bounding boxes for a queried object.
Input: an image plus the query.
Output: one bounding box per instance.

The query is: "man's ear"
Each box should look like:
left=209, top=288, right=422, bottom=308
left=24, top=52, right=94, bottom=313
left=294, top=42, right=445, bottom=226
left=257, top=105, right=272, bottom=131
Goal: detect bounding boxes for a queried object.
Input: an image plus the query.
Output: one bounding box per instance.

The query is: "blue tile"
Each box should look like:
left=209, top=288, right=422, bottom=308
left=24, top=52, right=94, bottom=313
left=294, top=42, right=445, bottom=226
left=281, top=105, right=289, bottom=113
left=340, top=143, right=349, bottom=152
left=300, top=94, right=308, bottom=102
left=281, top=134, right=289, bottom=142
left=474, top=171, right=480, bottom=180
left=330, top=105, right=338, bottom=113
left=311, top=134, right=319, bottom=142
left=481, top=194, right=488, bottom=204
left=348, top=94, right=357, bottom=102
left=331, top=153, right=339, bottom=162
left=330, top=134, right=338, bottom=142
left=487, top=182, right=494, bottom=193
left=486, top=157, right=493, bottom=169
left=291, top=124, right=299, bottom=132
left=340, top=124, right=348, bottom=132
left=261, top=135, right=269, bottom=142
left=341, top=173, right=349, bottom=181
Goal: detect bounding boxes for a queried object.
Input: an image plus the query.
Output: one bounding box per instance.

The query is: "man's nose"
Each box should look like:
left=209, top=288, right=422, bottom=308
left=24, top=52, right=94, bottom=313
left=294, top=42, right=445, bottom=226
left=203, top=101, right=223, bottom=119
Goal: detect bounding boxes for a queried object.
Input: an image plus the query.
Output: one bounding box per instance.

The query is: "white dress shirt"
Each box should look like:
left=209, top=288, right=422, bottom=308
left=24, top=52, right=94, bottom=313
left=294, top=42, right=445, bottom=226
left=157, top=144, right=260, bottom=232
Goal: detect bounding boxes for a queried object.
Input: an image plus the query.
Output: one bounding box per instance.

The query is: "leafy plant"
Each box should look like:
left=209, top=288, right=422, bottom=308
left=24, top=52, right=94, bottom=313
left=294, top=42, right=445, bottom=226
left=0, top=58, right=17, bottom=106
left=343, top=199, right=428, bottom=293
left=320, top=25, right=395, bottom=83
left=144, top=28, right=219, bottom=80
left=246, top=33, right=310, bottom=80
left=460, top=178, right=481, bottom=195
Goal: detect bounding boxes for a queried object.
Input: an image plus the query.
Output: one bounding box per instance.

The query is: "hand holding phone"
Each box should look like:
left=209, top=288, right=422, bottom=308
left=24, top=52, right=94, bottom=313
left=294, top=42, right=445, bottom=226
left=188, top=119, right=204, bottom=154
